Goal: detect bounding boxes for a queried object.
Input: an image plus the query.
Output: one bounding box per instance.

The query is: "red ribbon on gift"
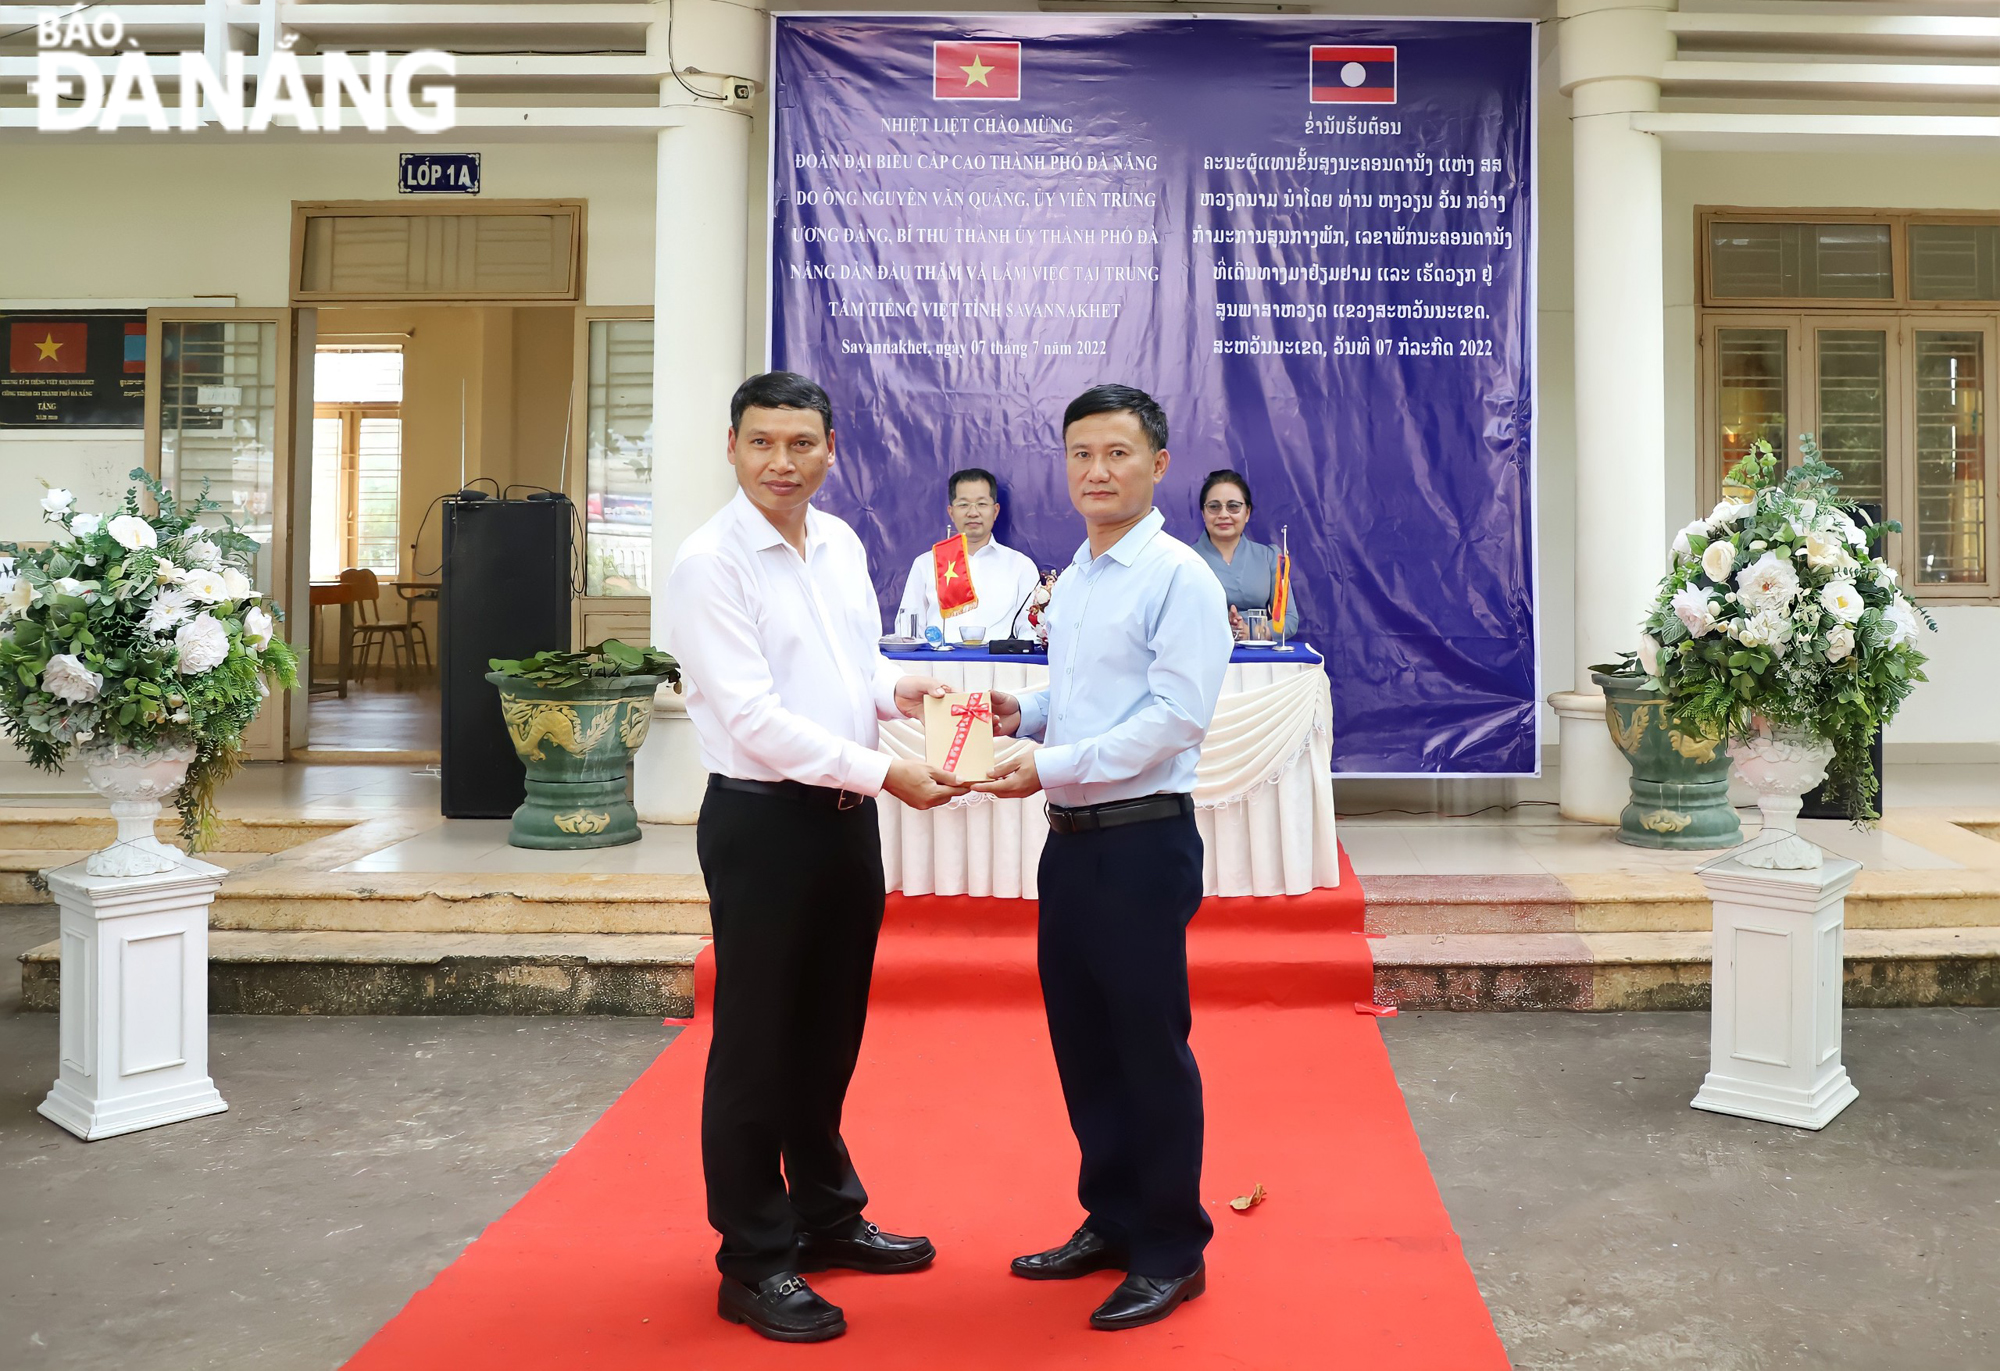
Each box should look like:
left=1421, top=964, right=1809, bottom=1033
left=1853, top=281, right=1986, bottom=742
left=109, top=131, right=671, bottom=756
left=943, top=691, right=989, bottom=774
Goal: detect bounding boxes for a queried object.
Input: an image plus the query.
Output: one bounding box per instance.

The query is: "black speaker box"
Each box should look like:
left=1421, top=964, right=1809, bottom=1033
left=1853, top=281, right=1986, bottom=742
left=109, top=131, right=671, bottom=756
left=439, top=496, right=574, bottom=818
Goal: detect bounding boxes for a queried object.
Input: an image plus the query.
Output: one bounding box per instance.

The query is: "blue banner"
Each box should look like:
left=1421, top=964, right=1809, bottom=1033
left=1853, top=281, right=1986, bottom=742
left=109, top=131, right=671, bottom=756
left=770, top=15, right=1536, bottom=775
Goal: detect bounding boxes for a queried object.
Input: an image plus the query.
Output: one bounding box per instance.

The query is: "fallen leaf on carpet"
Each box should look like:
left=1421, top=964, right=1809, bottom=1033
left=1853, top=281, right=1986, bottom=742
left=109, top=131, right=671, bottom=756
left=1229, top=1183, right=1267, bottom=1212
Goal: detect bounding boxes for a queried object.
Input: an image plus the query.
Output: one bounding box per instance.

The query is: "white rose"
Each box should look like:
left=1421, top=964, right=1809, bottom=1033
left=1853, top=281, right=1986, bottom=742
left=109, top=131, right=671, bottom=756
left=243, top=605, right=274, bottom=651
left=1884, top=598, right=1921, bottom=648
left=1670, top=519, right=1708, bottom=561
left=1671, top=585, right=1722, bottom=638
left=178, top=568, right=229, bottom=602
left=1700, top=539, right=1738, bottom=584
left=173, top=613, right=232, bottom=675
left=0, top=576, right=34, bottom=618
left=1825, top=625, right=1856, bottom=663
left=1735, top=552, right=1801, bottom=613
left=181, top=539, right=221, bottom=569
left=68, top=512, right=101, bottom=539
left=1801, top=531, right=1858, bottom=571
left=50, top=576, right=90, bottom=600
left=1707, top=498, right=1752, bottom=529
left=153, top=559, right=180, bottom=585
left=40, top=488, right=74, bottom=514
left=220, top=567, right=253, bottom=602
left=1818, top=579, right=1865, bottom=624
left=1873, top=561, right=1899, bottom=587
left=106, top=514, right=158, bottom=551
left=1637, top=634, right=1661, bottom=676
left=1735, top=608, right=1795, bottom=657
left=42, top=653, right=102, bottom=703
left=1796, top=499, right=1818, bottom=528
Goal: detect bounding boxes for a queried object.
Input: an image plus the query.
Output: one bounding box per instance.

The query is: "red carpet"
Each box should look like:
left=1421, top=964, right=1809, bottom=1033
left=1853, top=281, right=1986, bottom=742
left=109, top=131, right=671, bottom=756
left=344, top=850, right=1508, bottom=1370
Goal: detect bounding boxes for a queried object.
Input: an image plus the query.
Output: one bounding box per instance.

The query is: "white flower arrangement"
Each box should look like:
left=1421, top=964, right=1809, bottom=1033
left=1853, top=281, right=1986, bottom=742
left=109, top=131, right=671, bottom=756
left=0, top=470, right=299, bottom=845
left=1639, top=437, right=1934, bottom=822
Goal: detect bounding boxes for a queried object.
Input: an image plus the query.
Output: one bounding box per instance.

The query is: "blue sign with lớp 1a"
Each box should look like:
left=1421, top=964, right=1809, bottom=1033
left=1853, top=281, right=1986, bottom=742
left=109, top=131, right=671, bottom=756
left=398, top=152, right=480, bottom=194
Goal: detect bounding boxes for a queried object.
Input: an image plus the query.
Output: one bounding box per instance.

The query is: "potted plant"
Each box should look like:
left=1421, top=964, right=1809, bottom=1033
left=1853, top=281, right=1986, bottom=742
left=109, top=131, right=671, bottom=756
left=0, top=470, right=300, bottom=873
left=485, top=640, right=679, bottom=849
left=1638, top=436, right=1934, bottom=865
left=1589, top=651, right=1739, bottom=850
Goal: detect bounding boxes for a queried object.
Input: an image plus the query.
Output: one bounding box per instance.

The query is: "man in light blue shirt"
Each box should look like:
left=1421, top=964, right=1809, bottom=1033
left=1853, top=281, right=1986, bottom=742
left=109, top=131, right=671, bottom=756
left=976, top=383, right=1232, bottom=1332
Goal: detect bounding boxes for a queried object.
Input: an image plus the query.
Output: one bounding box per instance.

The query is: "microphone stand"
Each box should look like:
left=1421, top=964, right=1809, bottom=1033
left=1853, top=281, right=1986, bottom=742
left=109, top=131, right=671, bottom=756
left=987, top=573, right=1049, bottom=656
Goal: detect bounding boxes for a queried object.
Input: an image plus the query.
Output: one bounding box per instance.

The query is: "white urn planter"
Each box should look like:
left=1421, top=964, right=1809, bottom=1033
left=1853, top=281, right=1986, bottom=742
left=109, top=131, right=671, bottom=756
left=1693, top=717, right=1858, bottom=1130
left=38, top=742, right=228, bottom=1141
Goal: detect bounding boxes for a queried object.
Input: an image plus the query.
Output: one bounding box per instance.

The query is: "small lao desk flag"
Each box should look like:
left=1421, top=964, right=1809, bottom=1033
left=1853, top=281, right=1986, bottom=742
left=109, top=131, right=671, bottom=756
left=933, top=533, right=979, bottom=620
left=935, top=41, right=1022, bottom=101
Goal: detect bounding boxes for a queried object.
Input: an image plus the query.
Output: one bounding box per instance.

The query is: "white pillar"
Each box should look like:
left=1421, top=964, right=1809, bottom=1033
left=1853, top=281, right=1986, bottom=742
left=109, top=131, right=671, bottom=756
left=633, top=0, right=762, bottom=822
left=1693, top=852, right=1860, bottom=1130
left=1552, top=0, right=1673, bottom=822
left=40, top=857, right=229, bottom=1141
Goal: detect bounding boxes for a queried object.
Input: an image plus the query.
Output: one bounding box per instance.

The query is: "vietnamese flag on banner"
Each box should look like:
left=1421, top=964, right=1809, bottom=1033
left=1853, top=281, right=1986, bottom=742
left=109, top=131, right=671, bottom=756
left=932, top=533, right=979, bottom=620
left=934, top=41, right=1021, bottom=101
left=9, top=321, right=88, bottom=374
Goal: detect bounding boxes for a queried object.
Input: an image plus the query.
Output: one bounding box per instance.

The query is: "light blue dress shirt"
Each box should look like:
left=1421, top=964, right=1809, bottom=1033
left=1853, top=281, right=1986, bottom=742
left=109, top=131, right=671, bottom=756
left=1015, top=508, right=1234, bottom=808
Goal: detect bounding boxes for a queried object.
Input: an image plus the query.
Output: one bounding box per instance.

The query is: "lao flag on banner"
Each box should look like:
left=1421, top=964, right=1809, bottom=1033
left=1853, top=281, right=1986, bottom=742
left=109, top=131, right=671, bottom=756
left=1311, top=45, right=1397, bottom=104
left=932, top=533, right=979, bottom=619
left=935, top=41, right=1021, bottom=101
left=8, top=321, right=88, bottom=374
left=124, top=322, right=146, bottom=374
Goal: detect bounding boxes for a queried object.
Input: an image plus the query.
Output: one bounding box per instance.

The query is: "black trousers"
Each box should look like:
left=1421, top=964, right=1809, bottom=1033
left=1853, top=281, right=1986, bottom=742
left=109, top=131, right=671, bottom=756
left=696, top=784, right=886, bottom=1284
left=1037, top=807, right=1212, bottom=1279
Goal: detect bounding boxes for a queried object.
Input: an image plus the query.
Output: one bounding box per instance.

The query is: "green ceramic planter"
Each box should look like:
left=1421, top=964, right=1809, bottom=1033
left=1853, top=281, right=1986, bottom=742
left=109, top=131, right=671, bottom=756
left=484, top=672, right=662, bottom=849
left=1592, top=669, right=1741, bottom=850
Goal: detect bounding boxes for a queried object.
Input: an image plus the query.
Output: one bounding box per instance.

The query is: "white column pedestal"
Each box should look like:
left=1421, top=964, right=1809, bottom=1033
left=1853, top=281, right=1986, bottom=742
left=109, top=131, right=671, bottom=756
left=39, top=855, right=229, bottom=1141
left=633, top=682, right=705, bottom=825
left=1549, top=690, right=1625, bottom=824
left=1692, top=850, right=1860, bottom=1131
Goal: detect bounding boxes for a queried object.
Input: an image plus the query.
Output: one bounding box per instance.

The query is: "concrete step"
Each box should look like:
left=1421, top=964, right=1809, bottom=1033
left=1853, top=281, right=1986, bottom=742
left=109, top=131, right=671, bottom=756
left=0, top=812, right=350, bottom=853
left=1373, top=927, right=2000, bottom=1011
left=18, top=931, right=704, bottom=1017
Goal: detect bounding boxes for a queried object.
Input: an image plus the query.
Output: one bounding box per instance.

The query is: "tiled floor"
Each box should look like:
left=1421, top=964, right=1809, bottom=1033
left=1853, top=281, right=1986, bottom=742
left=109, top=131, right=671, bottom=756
left=334, top=818, right=701, bottom=875
left=307, top=682, right=441, bottom=752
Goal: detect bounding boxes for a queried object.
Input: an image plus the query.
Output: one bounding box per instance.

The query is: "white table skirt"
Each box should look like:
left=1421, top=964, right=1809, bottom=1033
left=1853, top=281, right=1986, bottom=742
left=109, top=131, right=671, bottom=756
left=877, top=657, right=1340, bottom=898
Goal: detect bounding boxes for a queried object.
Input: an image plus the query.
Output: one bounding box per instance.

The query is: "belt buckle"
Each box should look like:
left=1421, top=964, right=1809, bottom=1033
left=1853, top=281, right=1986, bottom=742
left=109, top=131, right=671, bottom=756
left=837, top=789, right=863, bottom=811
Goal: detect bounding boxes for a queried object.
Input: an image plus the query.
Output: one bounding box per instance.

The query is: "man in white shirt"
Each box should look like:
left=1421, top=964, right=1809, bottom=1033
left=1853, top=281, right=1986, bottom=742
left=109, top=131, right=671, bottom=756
left=664, top=371, right=971, bottom=1344
left=977, top=384, right=1232, bottom=1332
left=894, top=468, right=1042, bottom=642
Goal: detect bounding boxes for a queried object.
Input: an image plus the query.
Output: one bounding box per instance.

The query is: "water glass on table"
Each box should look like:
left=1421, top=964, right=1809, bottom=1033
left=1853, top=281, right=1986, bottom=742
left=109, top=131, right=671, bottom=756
left=1242, top=609, right=1273, bottom=643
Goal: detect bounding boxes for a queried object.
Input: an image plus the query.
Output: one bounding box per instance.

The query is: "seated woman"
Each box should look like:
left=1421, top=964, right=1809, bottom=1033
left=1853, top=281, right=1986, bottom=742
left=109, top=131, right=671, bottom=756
left=1191, top=469, right=1298, bottom=640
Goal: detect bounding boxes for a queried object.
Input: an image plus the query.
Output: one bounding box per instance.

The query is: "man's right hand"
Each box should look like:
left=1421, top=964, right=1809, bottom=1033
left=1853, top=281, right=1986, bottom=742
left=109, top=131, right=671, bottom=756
left=883, top=758, right=971, bottom=810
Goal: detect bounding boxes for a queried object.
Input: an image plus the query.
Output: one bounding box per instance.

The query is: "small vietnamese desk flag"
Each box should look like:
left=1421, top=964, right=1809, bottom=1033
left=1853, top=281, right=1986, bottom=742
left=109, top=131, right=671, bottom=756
left=9, top=321, right=88, bottom=375
left=933, top=533, right=979, bottom=621
left=935, top=41, right=1022, bottom=101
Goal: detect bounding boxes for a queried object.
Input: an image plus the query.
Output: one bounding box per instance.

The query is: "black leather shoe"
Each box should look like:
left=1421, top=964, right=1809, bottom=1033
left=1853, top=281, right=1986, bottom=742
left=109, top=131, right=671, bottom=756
left=1010, top=1226, right=1128, bottom=1280
left=717, top=1272, right=846, bottom=1343
left=797, top=1221, right=936, bottom=1274
left=1089, top=1263, right=1206, bottom=1331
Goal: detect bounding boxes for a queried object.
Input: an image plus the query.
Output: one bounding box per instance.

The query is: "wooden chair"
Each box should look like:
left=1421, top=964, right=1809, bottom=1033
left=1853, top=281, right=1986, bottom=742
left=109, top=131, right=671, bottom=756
left=341, top=567, right=432, bottom=683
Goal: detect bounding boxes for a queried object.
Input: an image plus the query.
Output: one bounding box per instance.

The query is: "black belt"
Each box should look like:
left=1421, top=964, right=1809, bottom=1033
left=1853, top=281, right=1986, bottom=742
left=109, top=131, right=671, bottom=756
left=708, top=775, right=868, bottom=811
left=1046, top=792, right=1193, bottom=834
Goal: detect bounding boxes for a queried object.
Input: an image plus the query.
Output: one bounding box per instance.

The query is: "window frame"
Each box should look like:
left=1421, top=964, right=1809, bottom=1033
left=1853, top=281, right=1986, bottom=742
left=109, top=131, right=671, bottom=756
left=1698, top=209, right=2000, bottom=605
left=312, top=400, right=403, bottom=579
left=289, top=199, right=587, bottom=305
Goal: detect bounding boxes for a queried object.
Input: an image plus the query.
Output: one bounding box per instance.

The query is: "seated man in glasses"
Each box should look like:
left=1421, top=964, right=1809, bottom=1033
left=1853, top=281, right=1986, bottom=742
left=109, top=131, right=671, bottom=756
left=895, top=468, right=1042, bottom=644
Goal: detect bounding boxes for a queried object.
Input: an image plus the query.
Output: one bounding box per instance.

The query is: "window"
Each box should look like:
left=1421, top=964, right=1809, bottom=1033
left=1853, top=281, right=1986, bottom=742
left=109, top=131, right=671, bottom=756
left=310, top=347, right=403, bottom=580
left=294, top=202, right=583, bottom=302
left=582, top=319, right=653, bottom=597
left=1700, top=211, right=2000, bottom=602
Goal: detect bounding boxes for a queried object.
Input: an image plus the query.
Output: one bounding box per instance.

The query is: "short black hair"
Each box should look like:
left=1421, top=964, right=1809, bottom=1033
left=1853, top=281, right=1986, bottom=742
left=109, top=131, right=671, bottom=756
left=1062, top=384, right=1169, bottom=452
left=947, top=468, right=999, bottom=502
left=1200, top=469, right=1252, bottom=511
left=730, top=370, right=833, bottom=435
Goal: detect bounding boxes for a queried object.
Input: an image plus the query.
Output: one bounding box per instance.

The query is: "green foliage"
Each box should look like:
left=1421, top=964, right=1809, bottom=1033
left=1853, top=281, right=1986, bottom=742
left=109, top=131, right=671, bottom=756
left=1640, top=436, right=1932, bottom=824
left=489, top=639, right=680, bottom=689
left=0, top=471, right=298, bottom=847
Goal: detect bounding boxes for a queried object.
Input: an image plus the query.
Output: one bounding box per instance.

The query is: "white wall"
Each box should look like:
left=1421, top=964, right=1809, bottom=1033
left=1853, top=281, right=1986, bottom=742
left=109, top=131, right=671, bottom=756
left=1662, top=148, right=2000, bottom=744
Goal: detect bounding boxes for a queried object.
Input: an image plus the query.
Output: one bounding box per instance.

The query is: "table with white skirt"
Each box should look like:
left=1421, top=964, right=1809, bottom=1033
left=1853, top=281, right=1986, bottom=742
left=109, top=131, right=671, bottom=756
left=877, top=645, right=1339, bottom=899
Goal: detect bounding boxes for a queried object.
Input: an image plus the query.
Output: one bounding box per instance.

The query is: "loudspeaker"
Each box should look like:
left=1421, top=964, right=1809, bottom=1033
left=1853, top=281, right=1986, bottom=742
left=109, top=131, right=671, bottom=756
left=439, top=497, right=574, bottom=818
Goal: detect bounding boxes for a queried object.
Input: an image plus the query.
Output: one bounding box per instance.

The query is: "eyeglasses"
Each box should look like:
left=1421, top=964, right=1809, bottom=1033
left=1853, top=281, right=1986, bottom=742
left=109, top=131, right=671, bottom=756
left=949, top=499, right=997, bottom=512
left=1203, top=500, right=1246, bottom=515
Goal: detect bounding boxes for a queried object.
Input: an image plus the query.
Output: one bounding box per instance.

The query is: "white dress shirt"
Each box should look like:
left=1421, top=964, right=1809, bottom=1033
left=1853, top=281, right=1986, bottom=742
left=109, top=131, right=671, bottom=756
left=1015, top=508, right=1234, bottom=808
left=665, top=490, right=902, bottom=795
left=895, top=538, right=1042, bottom=642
